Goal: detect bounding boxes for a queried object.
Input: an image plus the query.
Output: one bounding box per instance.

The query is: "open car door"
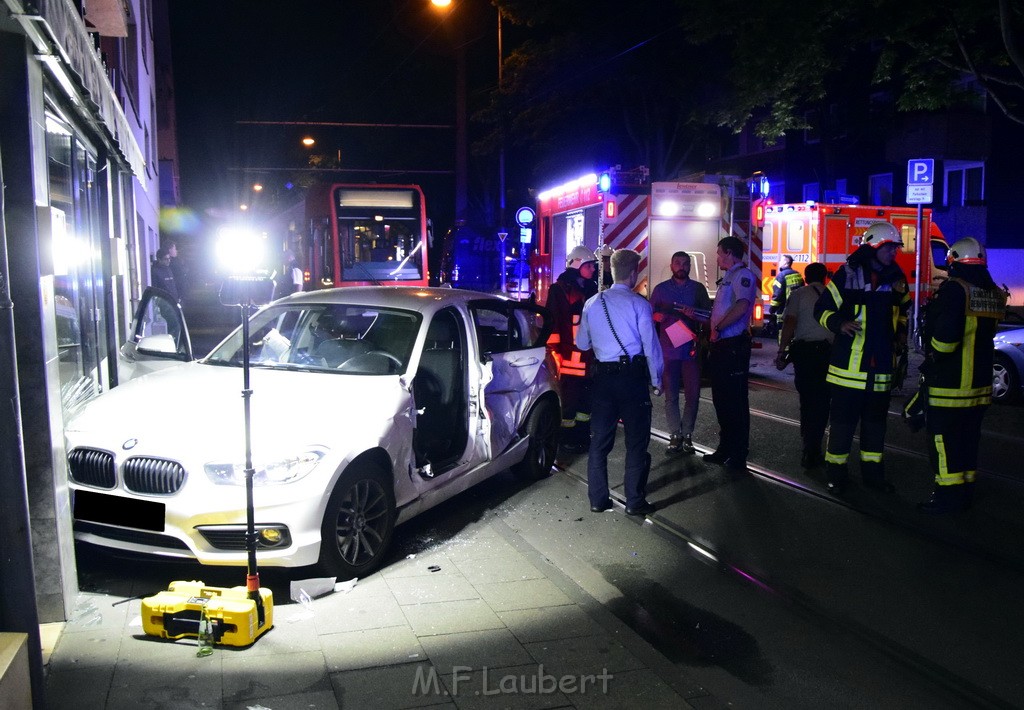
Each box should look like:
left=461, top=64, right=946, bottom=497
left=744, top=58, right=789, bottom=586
left=469, top=298, right=553, bottom=454
left=117, top=286, right=193, bottom=383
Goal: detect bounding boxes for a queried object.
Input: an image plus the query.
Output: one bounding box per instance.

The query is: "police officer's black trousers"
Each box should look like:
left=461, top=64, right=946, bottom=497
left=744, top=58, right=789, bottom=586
left=709, top=335, right=751, bottom=459
left=790, top=340, right=831, bottom=453
left=587, top=365, right=652, bottom=509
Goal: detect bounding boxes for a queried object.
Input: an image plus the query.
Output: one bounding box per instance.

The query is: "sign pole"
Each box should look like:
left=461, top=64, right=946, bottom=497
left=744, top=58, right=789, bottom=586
left=913, top=203, right=924, bottom=349
left=905, top=158, right=934, bottom=350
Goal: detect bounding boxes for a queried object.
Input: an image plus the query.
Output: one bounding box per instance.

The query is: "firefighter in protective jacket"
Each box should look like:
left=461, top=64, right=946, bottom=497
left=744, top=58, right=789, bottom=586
left=813, top=222, right=910, bottom=493
left=547, top=245, right=599, bottom=450
left=768, top=255, right=804, bottom=334
left=916, top=237, right=1005, bottom=513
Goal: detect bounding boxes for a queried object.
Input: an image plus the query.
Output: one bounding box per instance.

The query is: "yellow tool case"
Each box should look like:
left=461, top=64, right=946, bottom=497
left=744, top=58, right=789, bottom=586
left=141, top=580, right=273, bottom=647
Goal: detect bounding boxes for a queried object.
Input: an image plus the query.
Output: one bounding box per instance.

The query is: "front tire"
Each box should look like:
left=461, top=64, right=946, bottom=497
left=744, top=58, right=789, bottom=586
left=318, top=467, right=395, bottom=579
left=512, top=399, right=559, bottom=480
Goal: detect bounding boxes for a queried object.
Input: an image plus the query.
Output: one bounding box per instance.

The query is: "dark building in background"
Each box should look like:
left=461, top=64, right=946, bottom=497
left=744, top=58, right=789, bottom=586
left=703, top=80, right=1023, bottom=302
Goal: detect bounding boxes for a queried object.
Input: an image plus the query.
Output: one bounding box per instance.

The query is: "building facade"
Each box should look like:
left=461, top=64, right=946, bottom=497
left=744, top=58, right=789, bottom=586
left=1, top=0, right=158, bottom=646
left=702, top=86, right=1024, bottom=303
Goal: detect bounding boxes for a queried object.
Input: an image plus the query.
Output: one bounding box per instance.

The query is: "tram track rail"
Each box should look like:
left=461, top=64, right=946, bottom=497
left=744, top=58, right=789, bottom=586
left=554, top=446, right=1021, bottom=709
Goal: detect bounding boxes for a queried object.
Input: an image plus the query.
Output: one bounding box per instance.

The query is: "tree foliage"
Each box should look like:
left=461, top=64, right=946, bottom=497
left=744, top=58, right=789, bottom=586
left=479, top=0, right=717, bottom=182
left=682, top=0, right=1024, bottom=140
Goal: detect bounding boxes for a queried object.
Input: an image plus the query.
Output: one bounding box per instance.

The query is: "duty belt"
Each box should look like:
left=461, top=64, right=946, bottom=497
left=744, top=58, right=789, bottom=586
left=592, top=355, right=647, bottom=375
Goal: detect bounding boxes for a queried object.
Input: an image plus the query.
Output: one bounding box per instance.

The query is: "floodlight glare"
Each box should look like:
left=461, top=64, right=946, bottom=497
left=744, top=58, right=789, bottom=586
left=216, top=225, right=265, bottom=274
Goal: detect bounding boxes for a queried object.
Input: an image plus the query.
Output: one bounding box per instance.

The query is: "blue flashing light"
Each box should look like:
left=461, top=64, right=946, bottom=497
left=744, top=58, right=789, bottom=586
left=598, top=172, right=612, bottom=193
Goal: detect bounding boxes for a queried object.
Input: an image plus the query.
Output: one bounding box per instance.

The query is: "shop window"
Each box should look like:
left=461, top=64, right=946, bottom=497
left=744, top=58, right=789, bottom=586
left=46, top=111, right=108, bottom=412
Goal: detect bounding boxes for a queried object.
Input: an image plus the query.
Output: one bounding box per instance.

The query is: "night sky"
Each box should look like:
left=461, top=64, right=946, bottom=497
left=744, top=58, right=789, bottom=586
left=166, top=0, right=501, bottom=232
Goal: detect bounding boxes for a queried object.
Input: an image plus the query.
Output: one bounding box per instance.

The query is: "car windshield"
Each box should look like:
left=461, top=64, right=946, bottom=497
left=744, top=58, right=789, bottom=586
left=204, top=303, right=422, bottom=375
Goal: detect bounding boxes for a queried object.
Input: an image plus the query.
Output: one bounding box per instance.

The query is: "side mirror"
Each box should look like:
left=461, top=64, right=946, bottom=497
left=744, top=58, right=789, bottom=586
left=137, top=334, right=178, bottom=355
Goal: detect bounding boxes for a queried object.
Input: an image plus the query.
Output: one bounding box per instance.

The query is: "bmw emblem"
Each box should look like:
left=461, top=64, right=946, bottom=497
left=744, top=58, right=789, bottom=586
left=122, top=438, right=138, bottom=450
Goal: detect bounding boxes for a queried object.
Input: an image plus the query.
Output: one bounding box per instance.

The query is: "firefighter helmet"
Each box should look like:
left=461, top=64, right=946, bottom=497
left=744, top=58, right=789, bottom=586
left=946, top=237, right=986, bottom=265
left=566, top=245, right=597, bottom=267
left=861, top=222, right=903, bottom=249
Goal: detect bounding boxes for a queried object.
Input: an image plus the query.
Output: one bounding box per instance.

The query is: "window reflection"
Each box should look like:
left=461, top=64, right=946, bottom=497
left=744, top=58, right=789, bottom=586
left=46, top=111, right=106, bottom=414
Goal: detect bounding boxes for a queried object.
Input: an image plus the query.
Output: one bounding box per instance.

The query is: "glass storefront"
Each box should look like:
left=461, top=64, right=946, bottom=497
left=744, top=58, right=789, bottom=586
left=45, top=110, right=110, bottom=414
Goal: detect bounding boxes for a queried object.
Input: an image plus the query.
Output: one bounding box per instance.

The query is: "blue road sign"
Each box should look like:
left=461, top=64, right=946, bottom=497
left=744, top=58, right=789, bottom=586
left=907, top=159, right=935, bottom=186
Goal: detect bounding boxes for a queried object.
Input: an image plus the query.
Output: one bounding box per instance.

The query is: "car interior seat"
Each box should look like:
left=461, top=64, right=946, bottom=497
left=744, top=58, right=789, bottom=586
left=413, top=311, right=467, bottom=467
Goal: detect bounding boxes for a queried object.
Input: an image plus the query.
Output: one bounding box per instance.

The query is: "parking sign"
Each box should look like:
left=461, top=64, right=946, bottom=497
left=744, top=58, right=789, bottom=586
left=907, top=159, right=934, bottom=185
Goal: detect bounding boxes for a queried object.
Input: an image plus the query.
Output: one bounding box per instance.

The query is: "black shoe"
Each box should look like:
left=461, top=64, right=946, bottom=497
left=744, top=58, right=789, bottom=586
left=825, top=480, right=846, bottom=495
left=625, top=501, right=656, bottom=516
left=801, top=449, right=824, bottom=468
left=723, top=457, right=747, bottom=471
left=590, top=499, right=613, bottom=513
left=861, top=461, right=894, bottom=493
left=862, top=478, right=895, bottom=494
left=703, top=450, right=729, bottom=464
left=917, top=487, right=968, bottom=514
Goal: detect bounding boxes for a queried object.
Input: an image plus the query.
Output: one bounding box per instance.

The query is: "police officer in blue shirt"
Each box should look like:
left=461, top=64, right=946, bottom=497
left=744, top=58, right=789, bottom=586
left=703, top=237, right=758, bottom=470
left=576, top=249, right=663, bottom=517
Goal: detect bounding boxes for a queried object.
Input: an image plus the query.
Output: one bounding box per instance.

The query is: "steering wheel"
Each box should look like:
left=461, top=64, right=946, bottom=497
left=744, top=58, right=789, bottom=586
left=337, top=350, right=403, bottom=372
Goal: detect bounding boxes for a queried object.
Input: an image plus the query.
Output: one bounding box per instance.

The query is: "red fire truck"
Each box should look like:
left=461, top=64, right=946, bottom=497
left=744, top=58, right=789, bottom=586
left=759, top=202, right=949, bottom=311
left=530, top=167, right=760, bottom=315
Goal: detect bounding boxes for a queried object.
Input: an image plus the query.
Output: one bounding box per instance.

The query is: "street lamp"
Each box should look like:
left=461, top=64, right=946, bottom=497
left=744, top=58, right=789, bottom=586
left=429, top=0, right=506, bottom=229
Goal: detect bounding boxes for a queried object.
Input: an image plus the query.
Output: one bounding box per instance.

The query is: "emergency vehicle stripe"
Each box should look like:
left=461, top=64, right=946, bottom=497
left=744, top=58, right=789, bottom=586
left=604, top=195, right=649, bottom=254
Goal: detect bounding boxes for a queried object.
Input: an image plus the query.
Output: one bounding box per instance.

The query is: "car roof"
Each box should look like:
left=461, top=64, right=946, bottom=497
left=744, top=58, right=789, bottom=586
left=277, top=286, right=512, bottom=315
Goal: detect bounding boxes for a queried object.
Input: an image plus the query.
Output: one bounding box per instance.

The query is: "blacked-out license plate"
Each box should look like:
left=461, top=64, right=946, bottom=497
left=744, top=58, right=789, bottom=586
left=73, top=490, right=165, bottom=532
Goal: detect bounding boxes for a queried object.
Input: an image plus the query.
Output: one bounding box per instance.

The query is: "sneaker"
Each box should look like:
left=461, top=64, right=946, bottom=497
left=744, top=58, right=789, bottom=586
left=666, top=433, right=694, bottom=456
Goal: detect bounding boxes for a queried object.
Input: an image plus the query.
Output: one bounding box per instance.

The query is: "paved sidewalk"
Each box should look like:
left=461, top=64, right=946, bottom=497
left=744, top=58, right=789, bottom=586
left=44, top=512, right=722, bottom=709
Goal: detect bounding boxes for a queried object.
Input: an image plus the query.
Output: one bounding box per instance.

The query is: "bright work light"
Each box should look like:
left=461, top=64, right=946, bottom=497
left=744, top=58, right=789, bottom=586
left=216, top=225, right=265, bottom=275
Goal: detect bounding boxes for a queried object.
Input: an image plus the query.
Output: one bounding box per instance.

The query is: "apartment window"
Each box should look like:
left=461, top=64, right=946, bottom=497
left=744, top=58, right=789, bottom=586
left=945, top=162, right=985, bottom=206
left=869, top=173, right=894, bottom=205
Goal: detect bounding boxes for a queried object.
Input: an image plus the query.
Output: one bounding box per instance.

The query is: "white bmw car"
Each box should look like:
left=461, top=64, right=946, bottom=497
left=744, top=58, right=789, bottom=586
left=65, top=286, right=560, bottom=578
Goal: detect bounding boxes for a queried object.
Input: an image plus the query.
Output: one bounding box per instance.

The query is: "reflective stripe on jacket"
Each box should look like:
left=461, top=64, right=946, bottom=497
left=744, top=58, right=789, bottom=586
left=925, top=273, right=1006, bottom=408
left=813, top=250, right=909, bottom=392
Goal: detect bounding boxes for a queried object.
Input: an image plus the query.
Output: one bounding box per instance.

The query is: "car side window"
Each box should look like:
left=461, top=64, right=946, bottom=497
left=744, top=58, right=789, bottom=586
left=470, top=301, right=551, bottom=355
left=472, top=305, right=515, bottom=354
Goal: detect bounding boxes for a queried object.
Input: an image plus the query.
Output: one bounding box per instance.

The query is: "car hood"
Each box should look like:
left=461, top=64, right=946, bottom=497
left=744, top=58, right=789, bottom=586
left=65, top=362, right=409, bottom=461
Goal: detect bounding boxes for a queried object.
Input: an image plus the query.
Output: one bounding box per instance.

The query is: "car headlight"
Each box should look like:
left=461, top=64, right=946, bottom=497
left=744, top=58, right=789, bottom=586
left=204, top=450, right=326, bottom=486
